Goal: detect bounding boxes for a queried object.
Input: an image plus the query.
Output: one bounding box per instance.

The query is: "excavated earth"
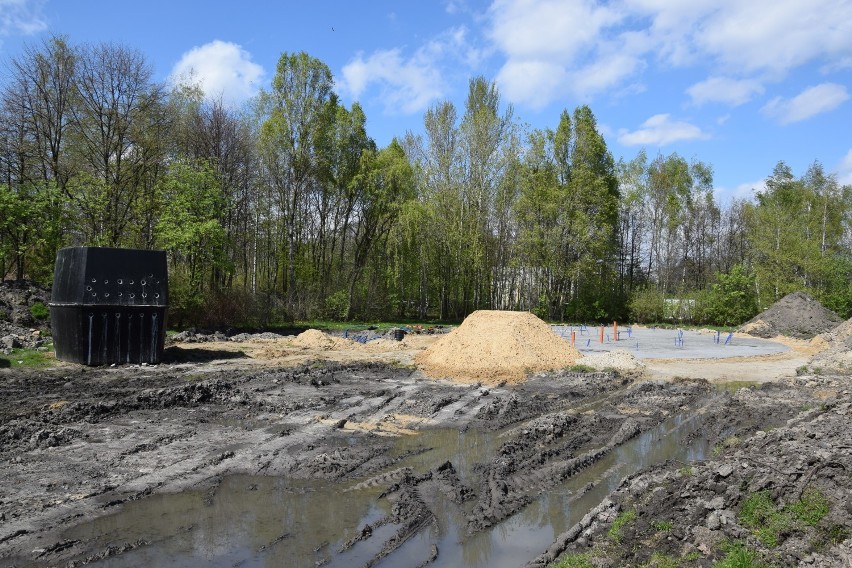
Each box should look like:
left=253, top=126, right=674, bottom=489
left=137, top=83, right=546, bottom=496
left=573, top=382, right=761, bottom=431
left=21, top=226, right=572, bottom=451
left=1, top=340, right=851, bottom=567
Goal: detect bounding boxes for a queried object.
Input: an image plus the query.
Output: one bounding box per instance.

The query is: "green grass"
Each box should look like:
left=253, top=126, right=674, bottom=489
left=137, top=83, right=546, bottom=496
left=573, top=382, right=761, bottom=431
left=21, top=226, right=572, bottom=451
left=712, top=542, right=774, bottom=568
left=4, top=345, right=55, bottom=368
left=739, top=491, right=789, bottom=547
left=640, top=553, right=679, bottom=568
left=738, top=488, right=830, bottom=548
left=608, top=509, right=637, bottom=543
left=550, top=553, right=594, bottom=568
left=567, top=364, right=596, bottom=373
left=652, top=519, right=674, bottom=532
left=788, top=488, right=829, bottom=527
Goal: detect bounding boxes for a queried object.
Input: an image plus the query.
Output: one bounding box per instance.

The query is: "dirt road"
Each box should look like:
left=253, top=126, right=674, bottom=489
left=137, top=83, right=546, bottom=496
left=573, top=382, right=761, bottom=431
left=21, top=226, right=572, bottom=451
left=1, top=337, right=849, bottom=567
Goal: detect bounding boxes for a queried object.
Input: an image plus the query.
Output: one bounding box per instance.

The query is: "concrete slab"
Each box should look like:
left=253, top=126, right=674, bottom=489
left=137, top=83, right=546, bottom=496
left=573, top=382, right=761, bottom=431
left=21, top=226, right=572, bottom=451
left=552, top=325, right=788, bottom=360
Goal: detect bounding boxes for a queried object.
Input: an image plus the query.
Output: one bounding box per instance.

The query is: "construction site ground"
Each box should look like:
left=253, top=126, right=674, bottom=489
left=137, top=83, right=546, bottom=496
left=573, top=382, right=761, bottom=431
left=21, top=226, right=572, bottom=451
left=1, top=326, right=849, bottom=567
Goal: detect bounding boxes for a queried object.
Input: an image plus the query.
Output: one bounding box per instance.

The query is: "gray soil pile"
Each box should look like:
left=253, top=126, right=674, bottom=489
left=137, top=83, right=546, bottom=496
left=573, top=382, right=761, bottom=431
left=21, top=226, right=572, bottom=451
left=415, top=310, right=581, bottom=384
left=739, top=291, right=842, bottom=339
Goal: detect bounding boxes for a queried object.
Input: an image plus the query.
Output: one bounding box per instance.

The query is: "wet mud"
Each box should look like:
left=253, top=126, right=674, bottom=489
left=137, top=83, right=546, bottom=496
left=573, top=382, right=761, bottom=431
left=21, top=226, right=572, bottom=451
left=0, top=358, right=848, bottom=567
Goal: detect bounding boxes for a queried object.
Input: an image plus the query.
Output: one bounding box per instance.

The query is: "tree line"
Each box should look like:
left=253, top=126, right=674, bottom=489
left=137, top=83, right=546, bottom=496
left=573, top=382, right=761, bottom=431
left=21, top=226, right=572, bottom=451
left=1, top=36, right=850, bottom=327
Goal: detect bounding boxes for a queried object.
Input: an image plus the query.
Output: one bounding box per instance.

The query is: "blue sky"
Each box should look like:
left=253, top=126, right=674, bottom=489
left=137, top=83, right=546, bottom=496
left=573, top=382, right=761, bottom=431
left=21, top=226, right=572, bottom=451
left=1, top=0, right=851, bottom=202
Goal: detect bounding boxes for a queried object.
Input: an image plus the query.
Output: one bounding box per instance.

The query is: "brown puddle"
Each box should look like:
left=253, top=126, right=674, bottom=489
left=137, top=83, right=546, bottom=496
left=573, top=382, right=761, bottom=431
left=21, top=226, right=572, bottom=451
left=63, top=413, right=710, bottom=567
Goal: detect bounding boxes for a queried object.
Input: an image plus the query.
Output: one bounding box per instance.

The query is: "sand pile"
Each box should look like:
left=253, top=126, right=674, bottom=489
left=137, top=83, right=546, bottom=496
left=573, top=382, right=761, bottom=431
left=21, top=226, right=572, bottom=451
left=414, top=310, right=581, bottom=384
left=738, top=291, right=842, bottom=339
left=290, top=329, right=354, bottom=350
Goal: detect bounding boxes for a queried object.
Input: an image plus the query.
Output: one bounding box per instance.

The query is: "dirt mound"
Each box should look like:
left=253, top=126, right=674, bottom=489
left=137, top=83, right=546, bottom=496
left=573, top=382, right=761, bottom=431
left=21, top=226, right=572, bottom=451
left=810, top=316, right=852, bottom=371
left=414, top=310, right=581, bottom=384
left=738, top=291, right=842, bottom=339
left=290, top=329, right=354, bottom=350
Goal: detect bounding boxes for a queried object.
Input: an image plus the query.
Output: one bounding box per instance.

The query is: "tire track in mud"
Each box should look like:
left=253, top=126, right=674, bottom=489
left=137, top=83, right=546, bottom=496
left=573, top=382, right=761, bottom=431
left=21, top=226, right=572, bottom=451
left=328, top=378, right=716, bottom=567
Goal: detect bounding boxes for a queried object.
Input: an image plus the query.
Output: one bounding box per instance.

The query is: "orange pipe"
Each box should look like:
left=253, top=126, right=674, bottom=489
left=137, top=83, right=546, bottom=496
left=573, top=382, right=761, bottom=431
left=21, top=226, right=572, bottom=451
left=613, top=321, right=618, bottom=341
left=599, top=326, right=604, bottom=343
left=571, top=331, right=576, bottom=345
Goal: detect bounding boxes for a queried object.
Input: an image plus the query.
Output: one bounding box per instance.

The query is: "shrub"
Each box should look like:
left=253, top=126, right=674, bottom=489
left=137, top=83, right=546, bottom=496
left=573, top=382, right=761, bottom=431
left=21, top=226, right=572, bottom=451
left=630, top=287, right=665, bottom=323
left=30, top=301, right=49, bottom=319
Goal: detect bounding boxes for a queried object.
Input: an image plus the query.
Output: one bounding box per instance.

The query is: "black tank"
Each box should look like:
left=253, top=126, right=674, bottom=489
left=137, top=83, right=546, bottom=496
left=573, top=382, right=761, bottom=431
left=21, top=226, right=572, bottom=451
left=48, top=247, right=168, bottom=365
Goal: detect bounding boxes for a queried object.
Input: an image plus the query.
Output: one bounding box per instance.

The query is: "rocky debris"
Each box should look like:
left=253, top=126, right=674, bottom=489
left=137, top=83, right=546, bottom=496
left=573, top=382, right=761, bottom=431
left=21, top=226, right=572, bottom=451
left=169, top=329, right=229, bottom=343
left=415, top=310, right=582, bottom=384
left=528, top=386, right=852, bottom=568
left=0, top=280, right=51, bottom=353
left=0, top=280, right=51, bottom=330
left=739, top=291, right=843, bottom=339
left=578, top=349, right=646, bottom=372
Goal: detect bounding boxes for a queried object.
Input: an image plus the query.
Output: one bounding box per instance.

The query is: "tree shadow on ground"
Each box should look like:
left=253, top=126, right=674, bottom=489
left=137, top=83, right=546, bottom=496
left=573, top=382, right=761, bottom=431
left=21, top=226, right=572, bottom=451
left=161, top=346, right=248, bottom=364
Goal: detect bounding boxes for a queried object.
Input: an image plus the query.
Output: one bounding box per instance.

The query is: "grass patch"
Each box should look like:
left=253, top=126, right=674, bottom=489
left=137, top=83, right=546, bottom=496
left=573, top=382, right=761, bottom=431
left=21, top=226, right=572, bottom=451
left=788, top=488, right=829, bottom=527
left=550, top=553, right=594, bottom=568
left=713, top=436, right=741, bottom=456
left=678, top=465, right=694, bottom=476
left=712, top=542, right=774, bottom=568
left=567, top=364, right=596, bottom=373
left=739, top=491, right=789, bottom=547
left=641, top=553, right=679, bottom=568
left=739, top=488, right=830, bottom=548
left=6, top=346, right=55, bottom=368
left=608, top=509, right=637, bottom=543
left=652, top=519, right=674, bottom=532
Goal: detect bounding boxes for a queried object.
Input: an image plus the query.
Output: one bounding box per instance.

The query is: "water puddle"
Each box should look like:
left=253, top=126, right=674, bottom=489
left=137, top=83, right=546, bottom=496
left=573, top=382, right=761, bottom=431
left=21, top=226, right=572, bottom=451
left=64, top=413, right=710, bottom=567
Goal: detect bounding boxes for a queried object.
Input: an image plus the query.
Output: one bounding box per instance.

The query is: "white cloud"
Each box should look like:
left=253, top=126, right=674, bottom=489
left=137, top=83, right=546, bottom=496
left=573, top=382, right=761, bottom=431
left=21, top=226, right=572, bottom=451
left=687, top=77, right=765, bottom=106
left=713, top=178, right=766, bottom=204
left=339, top=27, right=477, bottom=115
left=485, top=0, right=852, bottom=108
left=761, top=83, right=849, bottom=124
left=0, top=0, right=47, bottom=37
left=340, top=49, right=444, bottom=114
left=488, top=0, right=634, bottom=105
left=617, top=114, right=709, bottom=146
left=838, top=149, right=852, bottom=186
left=169, top=41, right=264, bottom=106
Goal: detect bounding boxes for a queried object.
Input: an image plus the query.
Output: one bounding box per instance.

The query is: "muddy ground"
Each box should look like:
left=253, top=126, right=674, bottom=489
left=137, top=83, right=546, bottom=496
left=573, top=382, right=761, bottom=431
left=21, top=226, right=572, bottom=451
left=0, top=339, right=850, bottom=567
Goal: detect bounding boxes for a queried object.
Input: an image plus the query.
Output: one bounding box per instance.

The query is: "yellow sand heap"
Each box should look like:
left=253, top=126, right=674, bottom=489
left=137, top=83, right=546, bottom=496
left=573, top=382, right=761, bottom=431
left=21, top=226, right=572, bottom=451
left=415, top=310, right=581, bottom=384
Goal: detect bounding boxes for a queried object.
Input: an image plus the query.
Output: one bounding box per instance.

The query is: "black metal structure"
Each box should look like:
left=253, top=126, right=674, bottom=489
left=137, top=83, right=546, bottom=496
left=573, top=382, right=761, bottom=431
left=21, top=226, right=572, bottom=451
left=49, top=247, right=168, bottom=365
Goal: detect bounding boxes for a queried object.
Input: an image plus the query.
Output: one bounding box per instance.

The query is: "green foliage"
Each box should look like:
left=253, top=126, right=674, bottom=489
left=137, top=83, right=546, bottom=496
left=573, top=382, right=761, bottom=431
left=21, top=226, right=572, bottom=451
left=0, top=183, right=64, bottom=282
left=630, top=287, right=665, bottom=323
left=703, top=265, right=759, bottom=326
left=652, top=519, right=674, bottom=532
left=608, top=509, right=637, bottom=543
left=30, top=302, right=49, bottom=319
